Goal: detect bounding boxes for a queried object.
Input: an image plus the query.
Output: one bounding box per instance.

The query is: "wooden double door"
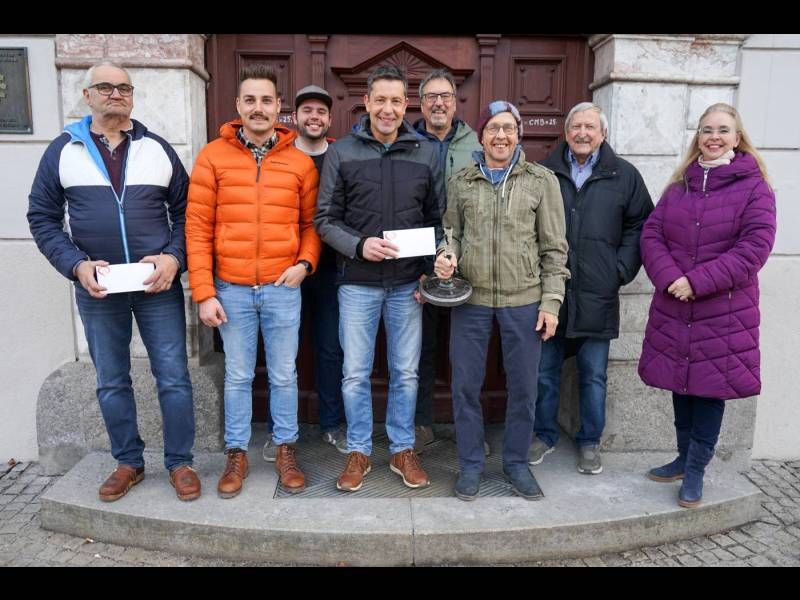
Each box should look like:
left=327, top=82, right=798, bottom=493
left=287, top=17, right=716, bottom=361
left=205, top=34, right=593, bottom=422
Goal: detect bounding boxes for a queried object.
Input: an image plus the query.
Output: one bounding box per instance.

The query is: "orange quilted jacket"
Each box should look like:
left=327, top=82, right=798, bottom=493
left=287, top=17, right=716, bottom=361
left=186, top=121, right=321, bottom=303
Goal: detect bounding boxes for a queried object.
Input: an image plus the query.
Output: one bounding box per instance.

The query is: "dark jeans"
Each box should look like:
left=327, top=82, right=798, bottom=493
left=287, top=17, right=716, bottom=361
left=450, top=302, right=541, bottom=474
left=673, top=393, right=725, bottom=452
left=415, top=301, right=439, bottom=427
left=74, top=280, right=194, bottom=471
left=265, top=264, right=345, bottom=434
left=535, top=335, right=610, bottom=448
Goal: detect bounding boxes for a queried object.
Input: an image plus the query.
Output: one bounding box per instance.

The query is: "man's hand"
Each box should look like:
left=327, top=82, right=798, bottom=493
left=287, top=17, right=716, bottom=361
left=668, top=276, right=695, bottom=302
left=199, top=297, right=227, bottom=327
left=274, top=263, right=307, bottom=288
left=434, top=253, right=457, bottom=279
left=362, top=237, right=400, bottom=262
left=413, top=274, right=427, bottom=304
left=535, top=311, right=558, bottom=341
left=141, top=254, right=179, bottom=294
left=76, top=259, right=109, bottom=298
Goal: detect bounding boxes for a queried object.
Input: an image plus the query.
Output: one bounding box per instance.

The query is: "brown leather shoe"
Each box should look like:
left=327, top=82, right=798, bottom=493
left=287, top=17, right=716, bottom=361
left=390, top=449, right=430, bottom=488
left=169, top=465, right=201, bottom=501
left=217, top=449, right=248, bottom=499
left=275, top=444, right=305, bottom=493
left=98, top=465, right=145, bottom=502
left=336, top=451, right=371, bottom=492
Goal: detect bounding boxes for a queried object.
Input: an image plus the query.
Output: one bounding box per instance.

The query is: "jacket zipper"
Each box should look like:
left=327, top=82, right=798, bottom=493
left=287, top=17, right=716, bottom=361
left=702, top=167, right=709, bottom=193
left=111, top=134, right=132, bottom=263
left=255, top=154, right=262, bottom=284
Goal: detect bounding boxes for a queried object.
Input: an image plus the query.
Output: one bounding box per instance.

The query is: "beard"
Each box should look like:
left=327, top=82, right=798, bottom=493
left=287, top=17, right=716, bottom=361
left=300, top=124, right=328, bottom=141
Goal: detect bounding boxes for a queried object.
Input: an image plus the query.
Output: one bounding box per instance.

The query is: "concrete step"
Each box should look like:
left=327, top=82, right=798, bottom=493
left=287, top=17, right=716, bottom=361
left=40, top=426, right=764, bottom=566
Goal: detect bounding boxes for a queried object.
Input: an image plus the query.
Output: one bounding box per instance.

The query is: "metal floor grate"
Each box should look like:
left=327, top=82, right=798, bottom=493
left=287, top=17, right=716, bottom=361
left=273, top=425, right=521, bottom=499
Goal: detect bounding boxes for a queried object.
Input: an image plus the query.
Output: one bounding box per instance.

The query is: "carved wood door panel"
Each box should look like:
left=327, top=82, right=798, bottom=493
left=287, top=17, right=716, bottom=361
left=205, top=34, right=593, bottom=423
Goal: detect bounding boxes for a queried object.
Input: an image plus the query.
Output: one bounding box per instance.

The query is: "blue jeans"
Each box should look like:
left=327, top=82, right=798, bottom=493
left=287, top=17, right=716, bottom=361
left=535, top=335, right=610, bottom=448
left=216, top=278, right=301, bottom=449
left=302, top=264, right=345, bottom=432
left=75, top=280, right=194, bottom=471
left=450, top=302, right=541, bottom=473
left=673, top=393, right=725, bottom=452
left=338, top=282, right=422, bottom=456
left=264, top=264, right=345, bottom=435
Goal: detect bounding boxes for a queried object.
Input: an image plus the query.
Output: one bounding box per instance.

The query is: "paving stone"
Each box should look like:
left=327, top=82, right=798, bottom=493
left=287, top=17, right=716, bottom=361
left=621, top=549, right=649, bottom=563
left=728, top=545, right=753, bottom=559
left=690, top=536, right=718, bottom=550
left=742, top=539, right=770, bottom=554
left=696, top=550, right=720, bottom=565
left=676, top=539, right=705, bottom=554
left=710, top=533, right=736, bottom=547
left=727, top=530, right=751, bottom=544
left=642, top=546, right=667, bottom=561
left=676, top=554, right=702, bottom=566
left=584, top=556, right=605, bottom=567
left=598, top=553, right=629, bottom=567
left=711, top=547, right=737, bottom=561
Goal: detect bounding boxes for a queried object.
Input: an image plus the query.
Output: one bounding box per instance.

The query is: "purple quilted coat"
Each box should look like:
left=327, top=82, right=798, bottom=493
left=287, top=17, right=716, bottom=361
left=638, top=152, right=776, bottom=400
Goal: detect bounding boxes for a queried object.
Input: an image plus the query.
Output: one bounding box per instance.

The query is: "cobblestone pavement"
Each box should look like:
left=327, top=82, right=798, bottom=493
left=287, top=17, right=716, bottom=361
left=1, top=459, right=799, bottom=566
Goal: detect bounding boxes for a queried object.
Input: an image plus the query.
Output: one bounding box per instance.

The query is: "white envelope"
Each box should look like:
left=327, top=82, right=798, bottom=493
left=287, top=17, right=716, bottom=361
left=96, top=263, right=155, bottom=294
left=382, top=227, right=436, bottom=259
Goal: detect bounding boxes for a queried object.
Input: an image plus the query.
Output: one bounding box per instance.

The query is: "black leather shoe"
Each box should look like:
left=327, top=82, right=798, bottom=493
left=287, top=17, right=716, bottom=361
left=503, top=466, right=544, bottom=500
left=454, top=471, right=481, bottom=501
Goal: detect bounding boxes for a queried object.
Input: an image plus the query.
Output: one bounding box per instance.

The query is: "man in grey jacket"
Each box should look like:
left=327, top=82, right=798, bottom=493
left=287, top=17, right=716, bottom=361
left=315, top=65, right=444, bottom=493
left=434, top=101, right=569, bottom=501
left=411, top=69, right=481, bottom=453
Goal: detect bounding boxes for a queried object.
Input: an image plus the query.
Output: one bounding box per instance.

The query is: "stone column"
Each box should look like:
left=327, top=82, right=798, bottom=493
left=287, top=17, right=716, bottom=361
left=37, top=34, right=224, bottom=474
left=555, top=34, right=753, bottom=472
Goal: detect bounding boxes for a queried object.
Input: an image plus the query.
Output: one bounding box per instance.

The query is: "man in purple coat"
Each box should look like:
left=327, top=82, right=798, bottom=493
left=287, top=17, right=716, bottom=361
left=639, top=103, right=776, bottom=508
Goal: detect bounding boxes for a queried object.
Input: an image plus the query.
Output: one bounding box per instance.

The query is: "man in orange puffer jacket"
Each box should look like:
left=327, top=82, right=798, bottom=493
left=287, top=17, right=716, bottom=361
left=185, top=64, right=321, bottom=499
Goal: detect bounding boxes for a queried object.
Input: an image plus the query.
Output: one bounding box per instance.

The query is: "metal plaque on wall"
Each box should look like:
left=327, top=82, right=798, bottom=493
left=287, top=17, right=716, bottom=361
left=0, top=48, right=33, bottom=134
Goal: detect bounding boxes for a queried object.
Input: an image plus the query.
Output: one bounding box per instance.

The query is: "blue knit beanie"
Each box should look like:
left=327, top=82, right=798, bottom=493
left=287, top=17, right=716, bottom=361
left=476, top=100, right=523, bottom=139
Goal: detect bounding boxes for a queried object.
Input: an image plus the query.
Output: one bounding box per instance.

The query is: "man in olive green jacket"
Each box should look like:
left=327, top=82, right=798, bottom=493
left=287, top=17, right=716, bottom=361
left=434, top=101, right=569, bottom=502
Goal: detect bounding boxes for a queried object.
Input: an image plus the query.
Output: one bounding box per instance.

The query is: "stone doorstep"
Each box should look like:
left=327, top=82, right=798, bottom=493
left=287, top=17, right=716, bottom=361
left=39, top=431, right=764, bottom=566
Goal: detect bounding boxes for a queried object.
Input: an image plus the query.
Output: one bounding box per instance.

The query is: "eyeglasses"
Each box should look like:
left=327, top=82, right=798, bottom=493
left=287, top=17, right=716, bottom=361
left=484, top=123, right=518, bottom=135
left=699, top=126, right=735, bottom=136
left=88, top=82, right=134, bottom=97
left=422, top=92, right=454, bottom=104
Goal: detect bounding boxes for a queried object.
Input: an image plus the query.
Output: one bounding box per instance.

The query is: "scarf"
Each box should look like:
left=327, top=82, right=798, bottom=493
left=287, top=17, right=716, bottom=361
left=698, top=149, right=735, bottom=169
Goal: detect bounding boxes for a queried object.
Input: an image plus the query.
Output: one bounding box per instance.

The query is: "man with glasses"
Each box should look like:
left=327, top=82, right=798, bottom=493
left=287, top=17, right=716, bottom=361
left=27, top=61, right=200, bottom=502
left=315, top=65, right=444, bottom=492
left=433, top=101, right=569, bottom=501
left=530, top=102, right=653, bottom=475
left=411, top=69, right=481, bottom=455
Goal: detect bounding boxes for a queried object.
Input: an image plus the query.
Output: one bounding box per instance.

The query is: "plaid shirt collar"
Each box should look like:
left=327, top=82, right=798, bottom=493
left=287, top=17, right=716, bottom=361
left=236, top=127, right=277, bottom=165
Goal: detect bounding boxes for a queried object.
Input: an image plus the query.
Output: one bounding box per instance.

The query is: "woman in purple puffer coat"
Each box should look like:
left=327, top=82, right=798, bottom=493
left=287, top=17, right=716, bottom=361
left=638, top=103, right=777, bottom=509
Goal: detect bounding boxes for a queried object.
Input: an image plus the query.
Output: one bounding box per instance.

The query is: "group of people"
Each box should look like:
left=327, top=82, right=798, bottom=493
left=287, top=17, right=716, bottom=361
left=27, top=60, right=776, bottom=510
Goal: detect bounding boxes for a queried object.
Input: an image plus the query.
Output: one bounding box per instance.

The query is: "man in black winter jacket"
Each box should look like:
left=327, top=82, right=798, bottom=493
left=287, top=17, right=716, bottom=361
left=314, top=65, right=444, bottom=493
left=529, top=102, right=654, bottom=476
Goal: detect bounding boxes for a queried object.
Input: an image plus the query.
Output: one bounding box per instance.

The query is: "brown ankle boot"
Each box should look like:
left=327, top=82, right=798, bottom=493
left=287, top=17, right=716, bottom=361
left=217, top=449, right=248, bottom=499
left=275, top=444, right=305, bottom=493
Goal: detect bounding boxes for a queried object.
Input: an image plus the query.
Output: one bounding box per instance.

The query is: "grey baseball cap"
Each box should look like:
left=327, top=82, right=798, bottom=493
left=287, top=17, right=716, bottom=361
left=295, top=85, right=333, bottom=110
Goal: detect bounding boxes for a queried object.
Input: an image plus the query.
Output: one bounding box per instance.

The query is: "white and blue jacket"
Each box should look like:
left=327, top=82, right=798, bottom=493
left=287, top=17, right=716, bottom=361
left=27, top=116, right=189, bottom=281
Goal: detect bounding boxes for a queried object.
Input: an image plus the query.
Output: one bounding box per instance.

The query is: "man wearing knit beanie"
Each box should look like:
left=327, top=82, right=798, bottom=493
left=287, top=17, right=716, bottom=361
left=476, top=100, right=523, bottom=141
left=433, top=99, right=569, bottom=501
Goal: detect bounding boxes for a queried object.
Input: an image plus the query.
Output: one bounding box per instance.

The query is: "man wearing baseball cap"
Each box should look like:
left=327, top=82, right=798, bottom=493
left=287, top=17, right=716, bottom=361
left=261, top=84, right=349, bottom=462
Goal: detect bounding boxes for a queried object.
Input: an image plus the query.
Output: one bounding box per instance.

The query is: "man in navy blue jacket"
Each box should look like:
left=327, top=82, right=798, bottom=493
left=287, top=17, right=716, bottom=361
left=27, top=62, right=200, bottom=503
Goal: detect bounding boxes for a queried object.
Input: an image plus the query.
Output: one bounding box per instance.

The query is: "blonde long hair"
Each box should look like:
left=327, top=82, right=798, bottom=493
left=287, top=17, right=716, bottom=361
left=667, top=103, right=771, bottom=188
